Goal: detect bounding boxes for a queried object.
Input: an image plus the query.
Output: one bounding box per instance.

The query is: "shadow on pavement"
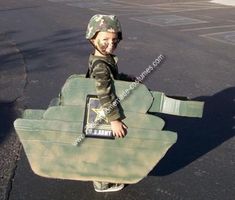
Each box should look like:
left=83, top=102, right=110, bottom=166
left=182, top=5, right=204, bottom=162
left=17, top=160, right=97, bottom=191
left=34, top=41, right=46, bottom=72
left=150, top=87, right=235, bottom=176
left=0, top=101, right=18, bottom=143
left=10, top=87, right=234, bottom=199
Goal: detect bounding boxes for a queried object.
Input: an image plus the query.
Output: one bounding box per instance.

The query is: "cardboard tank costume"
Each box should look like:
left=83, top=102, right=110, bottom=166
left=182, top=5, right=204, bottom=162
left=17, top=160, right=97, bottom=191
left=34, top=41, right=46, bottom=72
left=14, top=15, right=204, bottom=184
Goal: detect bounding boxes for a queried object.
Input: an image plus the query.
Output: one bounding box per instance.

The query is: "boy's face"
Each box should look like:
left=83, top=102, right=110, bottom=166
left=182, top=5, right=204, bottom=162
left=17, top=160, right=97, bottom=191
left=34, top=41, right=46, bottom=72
left=92, top=31, right=119, bottom=55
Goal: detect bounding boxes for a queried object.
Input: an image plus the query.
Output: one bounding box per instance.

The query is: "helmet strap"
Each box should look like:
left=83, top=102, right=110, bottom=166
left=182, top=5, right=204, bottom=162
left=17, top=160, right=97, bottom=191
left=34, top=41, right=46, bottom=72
left=89, top=40, right=107, bottom=56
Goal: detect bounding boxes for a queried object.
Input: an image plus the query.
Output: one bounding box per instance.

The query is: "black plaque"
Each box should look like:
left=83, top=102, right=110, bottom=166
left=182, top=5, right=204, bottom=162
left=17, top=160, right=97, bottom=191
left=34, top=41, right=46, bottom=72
left=83, top=95, right=114, bottom=139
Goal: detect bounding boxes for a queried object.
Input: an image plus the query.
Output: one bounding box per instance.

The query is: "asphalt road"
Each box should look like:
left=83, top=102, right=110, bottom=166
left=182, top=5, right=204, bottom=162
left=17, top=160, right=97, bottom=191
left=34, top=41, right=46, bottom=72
left=0, top=0, right=234, bottom=199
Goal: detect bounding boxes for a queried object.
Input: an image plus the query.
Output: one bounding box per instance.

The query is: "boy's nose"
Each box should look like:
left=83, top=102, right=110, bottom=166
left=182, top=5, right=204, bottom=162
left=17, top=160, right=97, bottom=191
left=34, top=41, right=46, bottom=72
left=109, top=40, right=118, bottom=46
left=107, top=40, right=114, bottom=45
left=107, top=41, right=115, bottom=47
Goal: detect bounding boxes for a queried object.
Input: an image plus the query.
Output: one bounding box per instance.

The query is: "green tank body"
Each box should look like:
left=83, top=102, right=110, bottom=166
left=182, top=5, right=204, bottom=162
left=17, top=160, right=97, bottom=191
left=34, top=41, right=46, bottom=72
left=14, top=75, right=204, bottom=184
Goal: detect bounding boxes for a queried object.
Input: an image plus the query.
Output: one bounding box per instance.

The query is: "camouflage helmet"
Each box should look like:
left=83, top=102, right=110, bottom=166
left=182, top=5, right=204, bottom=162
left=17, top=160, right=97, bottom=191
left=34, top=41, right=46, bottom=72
left=86, top=14, right=122, bottom=40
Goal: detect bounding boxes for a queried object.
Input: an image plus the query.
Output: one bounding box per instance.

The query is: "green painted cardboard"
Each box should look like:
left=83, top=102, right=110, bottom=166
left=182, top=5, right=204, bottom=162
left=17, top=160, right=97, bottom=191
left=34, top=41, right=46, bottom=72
left=14, top=76, right=204, bottom=183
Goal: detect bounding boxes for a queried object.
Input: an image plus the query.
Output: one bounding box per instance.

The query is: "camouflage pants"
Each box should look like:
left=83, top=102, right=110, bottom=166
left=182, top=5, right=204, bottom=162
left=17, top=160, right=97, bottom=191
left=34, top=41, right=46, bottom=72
left=93, top=181, right=110, bottom=190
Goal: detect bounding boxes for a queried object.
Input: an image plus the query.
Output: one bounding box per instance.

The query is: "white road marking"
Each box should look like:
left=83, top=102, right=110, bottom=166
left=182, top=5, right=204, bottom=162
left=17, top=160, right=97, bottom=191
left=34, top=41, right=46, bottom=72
left=181, top=25, right=235, bottom=31
left=48, top=0, right=231, bottom=14
left=46, top=0, right=235, bottom=46
left=131, top=15, right=208, bottom=27
left=200, top=30, right=235, bottom=45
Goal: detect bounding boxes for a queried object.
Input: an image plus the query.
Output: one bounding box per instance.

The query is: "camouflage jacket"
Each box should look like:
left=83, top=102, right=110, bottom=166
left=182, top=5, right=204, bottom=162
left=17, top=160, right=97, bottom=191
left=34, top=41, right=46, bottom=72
left=88, top=53, right=121, bottom=122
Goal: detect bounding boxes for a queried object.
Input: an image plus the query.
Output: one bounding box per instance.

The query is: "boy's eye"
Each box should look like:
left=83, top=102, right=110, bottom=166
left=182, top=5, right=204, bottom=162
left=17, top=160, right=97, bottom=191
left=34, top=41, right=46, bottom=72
left=102, top=38, right=118, bottom=43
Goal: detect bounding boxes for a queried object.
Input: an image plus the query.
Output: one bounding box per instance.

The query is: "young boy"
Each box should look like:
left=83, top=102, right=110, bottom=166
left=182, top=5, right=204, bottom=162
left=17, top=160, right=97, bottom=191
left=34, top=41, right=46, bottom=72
left=86, top=14, right=131, bottom=192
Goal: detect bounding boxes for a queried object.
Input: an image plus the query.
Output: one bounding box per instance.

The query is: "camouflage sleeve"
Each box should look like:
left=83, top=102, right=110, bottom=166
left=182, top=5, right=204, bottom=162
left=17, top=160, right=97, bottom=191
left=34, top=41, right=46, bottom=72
left=118, top=73, right=136, bottom=82
left=91, top=63, right=121, bottom=122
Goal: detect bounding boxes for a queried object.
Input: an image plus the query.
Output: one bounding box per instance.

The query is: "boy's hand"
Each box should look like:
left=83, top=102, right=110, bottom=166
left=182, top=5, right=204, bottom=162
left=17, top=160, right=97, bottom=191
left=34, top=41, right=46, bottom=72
left=110, top=120, right=128, bottom=138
